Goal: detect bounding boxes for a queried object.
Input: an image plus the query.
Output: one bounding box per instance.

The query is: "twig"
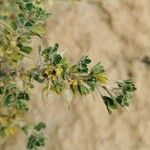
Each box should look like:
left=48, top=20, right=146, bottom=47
left=0, top=20, right=14, bottom=34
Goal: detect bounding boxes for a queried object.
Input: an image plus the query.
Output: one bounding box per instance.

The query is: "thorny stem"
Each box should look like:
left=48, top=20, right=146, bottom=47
left=102, top=85, right=114, bottom=99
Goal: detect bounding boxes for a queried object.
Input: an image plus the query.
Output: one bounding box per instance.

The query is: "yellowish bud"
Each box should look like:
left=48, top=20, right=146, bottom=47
left=5, top=127, right=17, bottom=136
left=55, top=67, right=63, bottom=77
left=70, top=80, right=78, bottom=87
left=96, top=73, right=108, bottom=84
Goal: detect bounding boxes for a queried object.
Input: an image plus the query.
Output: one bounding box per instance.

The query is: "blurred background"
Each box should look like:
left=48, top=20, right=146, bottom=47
left=1, top=0, right=150, bottom=150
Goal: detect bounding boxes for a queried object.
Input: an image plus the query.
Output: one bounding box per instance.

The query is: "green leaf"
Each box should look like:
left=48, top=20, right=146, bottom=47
left=17, top=91, right=30, bottom=101
left=90, top=62, right=105, bottom=75
left=34, top=122, right=46, bottom=131
left=77, top=67, right=88, bottom=73
left=18, top=45, right=32, bottom=54
left=86, top=76, right=97, bottom=92
left=53, top=43, right=59, bottom=51
left=116, top=94, right=131, bottom=107
left=102, top=96, right=118, bottom=109
left=102, top=96, right=118, bottom=114
left=30, top=69, right=45, bottom=83
left=0, top=125, right=6, bottom=137
left=27, top=134, right=45, bottom=150
left=42, top=43, right=60, bottom=62
left=10, top=20, right=18, bottom=31
left=77, top=83, right=91, bottom=95
left=86, top=82, right=95, bottom=92
left=0, top=86, right=4, bottom=95
left=51, top=80, right=64, bottom=94
left=24, top=21, right=34, bottom=28
left=115, top=79, right=136, bottom=108
left=42, top=47, right=53, bottom=55
left=117, top=79, right=136, bottom=93
left=25, top=3, right=34, bottom=12
left=21, top=125, right=29, bottom=135
left=83, top=56, right=91, bottom=64
left=76, top=56, right=91, bottom=74
left=52, top=54, right=62, bottom=65
left=86, top=76, right=97, bottom=83
left=18, top=14, right=25, bottom=25
left=3, top=94, right=13, bottom=107
left=42, top=44, right=62, bottom=64
left=15, top=100, right=29, bottom=112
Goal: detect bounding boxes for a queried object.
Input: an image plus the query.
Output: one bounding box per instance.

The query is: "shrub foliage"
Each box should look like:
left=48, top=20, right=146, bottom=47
left=0, top=0, right=136, bottom=149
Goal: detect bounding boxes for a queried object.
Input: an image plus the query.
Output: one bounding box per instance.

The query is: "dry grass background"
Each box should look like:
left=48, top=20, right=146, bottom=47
left=1, top=0, right=150, bottom=150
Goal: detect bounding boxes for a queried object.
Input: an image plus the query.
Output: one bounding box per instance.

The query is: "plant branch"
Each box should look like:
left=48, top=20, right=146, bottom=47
left=0, top=20, right=14, bottom=34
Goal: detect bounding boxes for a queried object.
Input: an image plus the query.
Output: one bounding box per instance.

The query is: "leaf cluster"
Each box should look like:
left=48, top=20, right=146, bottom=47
left=22, top=122, right=46, bottom=150
left=102, top=80, right=136, bottom=114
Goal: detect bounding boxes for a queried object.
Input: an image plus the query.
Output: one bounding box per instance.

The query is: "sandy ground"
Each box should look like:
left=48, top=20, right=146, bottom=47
left=1, top=0, right=150, bottom=150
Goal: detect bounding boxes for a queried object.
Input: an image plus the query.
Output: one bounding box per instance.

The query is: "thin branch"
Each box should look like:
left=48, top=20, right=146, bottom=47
left=0, top=20, right=14, bottom=34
